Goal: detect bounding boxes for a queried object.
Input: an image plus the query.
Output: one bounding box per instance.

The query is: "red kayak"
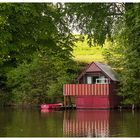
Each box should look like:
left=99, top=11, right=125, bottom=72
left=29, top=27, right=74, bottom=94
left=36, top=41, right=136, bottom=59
left=41, top=103, right=63, bottom=109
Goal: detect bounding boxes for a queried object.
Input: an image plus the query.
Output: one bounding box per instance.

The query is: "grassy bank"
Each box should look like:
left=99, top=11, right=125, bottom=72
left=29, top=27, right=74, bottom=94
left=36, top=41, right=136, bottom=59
left=72, top=38, right=105, bottom=64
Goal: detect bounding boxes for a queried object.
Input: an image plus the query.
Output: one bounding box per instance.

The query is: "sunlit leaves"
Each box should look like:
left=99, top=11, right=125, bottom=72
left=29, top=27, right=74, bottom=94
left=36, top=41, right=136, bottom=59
left=65, top=3, right=124, bottom=46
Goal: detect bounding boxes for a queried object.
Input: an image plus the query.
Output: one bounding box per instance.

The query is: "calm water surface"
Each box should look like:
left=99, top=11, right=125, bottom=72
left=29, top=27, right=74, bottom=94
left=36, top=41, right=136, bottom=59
left=0, top=108, right=140, bottom=137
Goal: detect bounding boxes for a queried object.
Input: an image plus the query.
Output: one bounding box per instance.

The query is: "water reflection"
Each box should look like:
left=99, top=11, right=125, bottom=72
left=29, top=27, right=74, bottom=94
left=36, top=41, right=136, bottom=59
left=0, top=108, right=13, bottom=136
left=1, top=108, right=140, bottom=137
left=63, top=110, right=110, bottom=137
left=41, top=109, right=52, bottom=113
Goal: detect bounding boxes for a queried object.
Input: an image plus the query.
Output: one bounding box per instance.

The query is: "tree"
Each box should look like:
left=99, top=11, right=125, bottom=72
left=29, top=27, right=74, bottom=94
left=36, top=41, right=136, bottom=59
left=0, top=3, right=76, bottom=105
left=6, top=53, right=78, bottom=105
left=1, top=3, right=140, bottom=106
left=0, top=3, right=74, bottom=88
left=119, top=3, right=140, bottom=106
left=102, top=3, right=140, bottom=106
left=65, top=3, right=124, bottom=45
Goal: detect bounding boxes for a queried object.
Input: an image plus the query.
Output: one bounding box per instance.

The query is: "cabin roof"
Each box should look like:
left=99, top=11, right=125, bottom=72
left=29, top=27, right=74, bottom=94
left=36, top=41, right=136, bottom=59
left=77, top=61, right=119, bottom=81
left=95, top=62, right=119, bottom=81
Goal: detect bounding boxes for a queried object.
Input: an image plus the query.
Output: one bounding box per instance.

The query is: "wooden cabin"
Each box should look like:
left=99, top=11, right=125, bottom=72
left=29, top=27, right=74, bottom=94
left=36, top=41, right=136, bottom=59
left=63, top=62, right=120, bottom=109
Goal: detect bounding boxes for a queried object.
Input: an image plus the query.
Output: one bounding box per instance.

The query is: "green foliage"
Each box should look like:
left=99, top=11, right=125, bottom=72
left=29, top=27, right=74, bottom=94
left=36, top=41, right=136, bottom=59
left=6, top=54, right=78, bottom=105
left=102, top=39, right=125, bottom=73
left=65, top=3, right=124, bottom=45
left=1, top=3, right=140, bottom=106
left=119, top=4, right=140, bottom=105
left=0, top=3, right=74, bottom=88
left=0, top=3, right=76, bottom=105
left=103, top=3, right=140, bottom=105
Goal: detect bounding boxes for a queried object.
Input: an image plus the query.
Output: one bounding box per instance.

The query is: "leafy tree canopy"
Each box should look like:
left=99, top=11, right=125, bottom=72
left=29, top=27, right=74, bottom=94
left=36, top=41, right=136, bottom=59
left=0, top=3, right=140, bottom=106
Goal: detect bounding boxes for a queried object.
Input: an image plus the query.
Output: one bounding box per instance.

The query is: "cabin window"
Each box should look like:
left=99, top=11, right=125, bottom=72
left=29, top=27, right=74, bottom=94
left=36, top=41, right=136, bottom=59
left=87, top=76, right=92, bottom=84
left=92, top=76, right=99, bottom=84
left=96, top=76, right=110, bottom=84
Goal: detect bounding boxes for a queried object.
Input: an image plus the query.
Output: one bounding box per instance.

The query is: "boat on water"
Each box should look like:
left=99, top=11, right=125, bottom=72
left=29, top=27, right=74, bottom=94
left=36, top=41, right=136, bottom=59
left=41, top=103, right=63, bottom=109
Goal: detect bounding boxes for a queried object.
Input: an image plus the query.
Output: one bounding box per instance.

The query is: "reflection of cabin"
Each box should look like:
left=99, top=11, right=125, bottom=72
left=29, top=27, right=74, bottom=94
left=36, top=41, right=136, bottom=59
left=63, top=62, right=120, bottom=109
left=63, top=110, right=109, bottom=137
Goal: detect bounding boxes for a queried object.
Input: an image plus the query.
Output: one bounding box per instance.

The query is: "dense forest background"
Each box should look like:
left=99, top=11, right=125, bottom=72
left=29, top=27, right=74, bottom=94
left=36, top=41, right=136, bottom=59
left=0, top=3, right=140, bottom=106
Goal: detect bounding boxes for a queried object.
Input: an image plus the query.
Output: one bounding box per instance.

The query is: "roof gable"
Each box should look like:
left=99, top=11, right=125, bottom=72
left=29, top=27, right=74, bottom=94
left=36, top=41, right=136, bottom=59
left=86, top=62, right=101, bottom=72
left=77, top=61, right=119, bottom=81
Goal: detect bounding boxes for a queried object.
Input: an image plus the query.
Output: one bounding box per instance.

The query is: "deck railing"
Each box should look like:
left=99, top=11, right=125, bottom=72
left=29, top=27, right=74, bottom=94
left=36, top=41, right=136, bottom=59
left=63, top=84, right=110, bottom=96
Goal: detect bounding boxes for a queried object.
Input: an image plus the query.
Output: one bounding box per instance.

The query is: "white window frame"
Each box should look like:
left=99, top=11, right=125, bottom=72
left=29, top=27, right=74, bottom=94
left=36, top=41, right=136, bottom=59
left=96, top=78, right=110, bottom=84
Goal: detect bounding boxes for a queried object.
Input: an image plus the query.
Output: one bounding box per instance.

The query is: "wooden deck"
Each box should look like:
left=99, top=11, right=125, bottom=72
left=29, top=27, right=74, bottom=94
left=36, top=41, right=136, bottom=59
left=63, top=84, right=110, bottom=96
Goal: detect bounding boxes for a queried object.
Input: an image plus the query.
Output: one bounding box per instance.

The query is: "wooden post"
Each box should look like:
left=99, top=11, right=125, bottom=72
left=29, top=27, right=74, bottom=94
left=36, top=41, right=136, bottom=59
left=64, top=96, right=67, bottom=108
left=68, top=96, right=72, bottom=107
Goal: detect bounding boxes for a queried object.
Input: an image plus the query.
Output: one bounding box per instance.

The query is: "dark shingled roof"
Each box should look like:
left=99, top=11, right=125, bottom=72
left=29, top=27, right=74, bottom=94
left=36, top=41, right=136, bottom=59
left=95, top=62, right=119, bottom=81
left=77, top=61, right=119, bottom=81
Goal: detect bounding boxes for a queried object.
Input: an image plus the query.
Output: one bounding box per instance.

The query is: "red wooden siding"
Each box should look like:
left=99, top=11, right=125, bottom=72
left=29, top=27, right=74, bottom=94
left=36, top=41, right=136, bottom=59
left=76, top=96, right=110, bottom=109
left=63, top=84, right=110, bottom=96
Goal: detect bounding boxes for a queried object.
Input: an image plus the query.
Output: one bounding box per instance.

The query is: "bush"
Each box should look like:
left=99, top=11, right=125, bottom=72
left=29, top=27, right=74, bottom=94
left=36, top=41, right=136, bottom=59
left=6, top=54, right=78, bottom=105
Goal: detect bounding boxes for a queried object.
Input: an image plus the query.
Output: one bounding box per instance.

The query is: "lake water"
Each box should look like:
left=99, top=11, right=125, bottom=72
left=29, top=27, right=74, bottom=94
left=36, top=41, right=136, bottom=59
left=0, top=108, right=140, bottom=137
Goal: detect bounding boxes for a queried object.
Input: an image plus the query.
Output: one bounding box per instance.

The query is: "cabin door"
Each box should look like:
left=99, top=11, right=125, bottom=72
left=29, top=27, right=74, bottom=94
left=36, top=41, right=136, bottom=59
left=87, top=76, right=92, bottom=84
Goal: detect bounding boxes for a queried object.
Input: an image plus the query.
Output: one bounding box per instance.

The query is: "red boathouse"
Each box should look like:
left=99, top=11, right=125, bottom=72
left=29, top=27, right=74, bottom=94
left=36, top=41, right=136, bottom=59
left=63, top=62, right=120, bottom=109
